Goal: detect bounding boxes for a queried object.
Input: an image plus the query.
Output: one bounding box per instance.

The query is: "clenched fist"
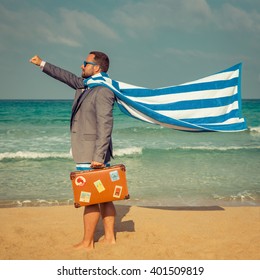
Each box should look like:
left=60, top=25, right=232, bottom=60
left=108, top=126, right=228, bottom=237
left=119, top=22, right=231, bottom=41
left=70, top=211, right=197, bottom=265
left=29, top=55, right=43, bottom=66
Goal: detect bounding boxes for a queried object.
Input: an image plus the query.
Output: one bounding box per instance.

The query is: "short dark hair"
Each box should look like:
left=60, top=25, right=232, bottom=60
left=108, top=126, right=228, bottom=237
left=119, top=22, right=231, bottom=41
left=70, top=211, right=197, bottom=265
left=90, top=51, right=109, bottom=72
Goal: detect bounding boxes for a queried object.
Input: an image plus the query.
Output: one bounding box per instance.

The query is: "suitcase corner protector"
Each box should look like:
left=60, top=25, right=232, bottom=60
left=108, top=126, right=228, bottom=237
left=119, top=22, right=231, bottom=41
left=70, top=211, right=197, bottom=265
left=124, top=194, right=130, bottom=200
left=70, top=172, right=76, bottom=181
left=74, top=202, right=81, bottom=208
left=120, top=164, right=126, bottom=172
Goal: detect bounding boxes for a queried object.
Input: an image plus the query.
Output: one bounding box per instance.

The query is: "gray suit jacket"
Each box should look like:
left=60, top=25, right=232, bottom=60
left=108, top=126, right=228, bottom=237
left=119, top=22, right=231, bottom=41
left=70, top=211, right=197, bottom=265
left=43, top=62, right=115, bottom=163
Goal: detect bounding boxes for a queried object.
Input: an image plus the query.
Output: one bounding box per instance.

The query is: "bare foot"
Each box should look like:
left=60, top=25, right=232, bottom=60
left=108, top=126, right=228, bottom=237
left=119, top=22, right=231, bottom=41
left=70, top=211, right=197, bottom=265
left=73, top=240, right=94, bottom=251
left=98, top=236, right=116, bottom=245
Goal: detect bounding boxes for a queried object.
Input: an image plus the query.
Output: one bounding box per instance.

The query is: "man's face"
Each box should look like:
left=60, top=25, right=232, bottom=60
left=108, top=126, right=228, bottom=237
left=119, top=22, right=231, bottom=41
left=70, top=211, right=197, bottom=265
left=81, top=54, right=97, bottom=78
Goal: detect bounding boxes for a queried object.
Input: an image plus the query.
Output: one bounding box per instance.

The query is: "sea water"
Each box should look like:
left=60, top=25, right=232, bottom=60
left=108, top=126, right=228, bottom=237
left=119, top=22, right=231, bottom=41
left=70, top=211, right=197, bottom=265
left=0, top=99, right=259, bottom=207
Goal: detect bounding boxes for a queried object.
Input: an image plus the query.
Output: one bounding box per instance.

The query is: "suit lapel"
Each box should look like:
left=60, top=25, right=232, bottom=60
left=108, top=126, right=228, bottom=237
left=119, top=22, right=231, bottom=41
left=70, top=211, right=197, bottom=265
left=70, top=88, right=93, bottom=130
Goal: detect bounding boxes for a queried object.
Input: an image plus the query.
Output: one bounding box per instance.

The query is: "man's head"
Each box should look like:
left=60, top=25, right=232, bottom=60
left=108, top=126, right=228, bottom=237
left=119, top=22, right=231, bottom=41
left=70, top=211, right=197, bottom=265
left=81, top=51, right=109, bottom=78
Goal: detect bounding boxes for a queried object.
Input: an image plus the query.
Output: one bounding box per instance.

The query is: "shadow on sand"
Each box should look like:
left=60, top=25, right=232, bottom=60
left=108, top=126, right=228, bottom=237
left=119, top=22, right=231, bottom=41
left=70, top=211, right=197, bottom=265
left=94, top=205, right=135, bottom=241
left=140, top=205, right=225, bottom=211
left=94, top=204, right=224, bottom=241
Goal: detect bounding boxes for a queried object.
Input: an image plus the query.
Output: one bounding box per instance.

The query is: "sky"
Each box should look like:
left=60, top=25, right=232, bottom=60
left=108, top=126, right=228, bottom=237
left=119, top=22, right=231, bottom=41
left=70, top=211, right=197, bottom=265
left=0, top=0, right=259, bottom=99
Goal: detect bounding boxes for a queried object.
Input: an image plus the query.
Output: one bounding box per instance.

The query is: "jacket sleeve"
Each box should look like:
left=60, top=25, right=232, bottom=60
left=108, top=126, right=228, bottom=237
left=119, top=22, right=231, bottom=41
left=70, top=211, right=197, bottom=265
left=43, top=62, right=85, bottom=90
left=93, top=87, right=115, bottom=163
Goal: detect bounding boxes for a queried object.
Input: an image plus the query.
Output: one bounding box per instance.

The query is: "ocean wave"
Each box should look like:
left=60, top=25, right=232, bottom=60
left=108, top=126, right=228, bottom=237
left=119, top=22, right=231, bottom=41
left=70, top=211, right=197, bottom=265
left=249, top=126, right=260, bottom=134
left=0, top=151, right=72, bottom=160
left=178, top=145, right=260, bottom=151
left=0, top=199, right=74, bottom=208
left=1, top=193, right=259, bottom=208
left=114, top=147, right=143, bottom=156
left=1, top=144, right=259, bottom=160
left=213, top=190, right=257, bottom=202
left=0, top=147, right=143, bottom=160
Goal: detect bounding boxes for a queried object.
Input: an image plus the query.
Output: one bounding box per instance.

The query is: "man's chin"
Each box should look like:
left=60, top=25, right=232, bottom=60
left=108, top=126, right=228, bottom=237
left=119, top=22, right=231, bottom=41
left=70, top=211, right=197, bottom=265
left=81, top=73, right=90, bottom=79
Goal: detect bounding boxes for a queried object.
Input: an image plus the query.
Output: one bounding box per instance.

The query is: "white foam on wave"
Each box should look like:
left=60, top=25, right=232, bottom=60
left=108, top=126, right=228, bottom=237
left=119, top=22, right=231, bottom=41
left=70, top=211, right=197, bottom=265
left=179, top=145, right=260, bottom=151
left=249, top=126, right=260, bottom=134
left=213, top=190, right=256, bottom=202
left=0, top=148, right=143, bottom=160
left=0, top=151, right=72, bottom=160
left=0, top=199, right=74, bottom=208
left=114, top=147, right=143, bottom=157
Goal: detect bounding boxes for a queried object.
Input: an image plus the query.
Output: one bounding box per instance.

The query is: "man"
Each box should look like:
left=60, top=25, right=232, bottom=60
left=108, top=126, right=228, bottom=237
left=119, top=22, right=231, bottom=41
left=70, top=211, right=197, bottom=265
left=30, top=51, right=116, bottom=250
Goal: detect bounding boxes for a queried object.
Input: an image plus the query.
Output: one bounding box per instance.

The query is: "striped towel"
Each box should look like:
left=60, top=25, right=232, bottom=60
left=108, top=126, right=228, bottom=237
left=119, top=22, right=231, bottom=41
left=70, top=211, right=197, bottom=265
left=84, top=63, right=247, bottom=132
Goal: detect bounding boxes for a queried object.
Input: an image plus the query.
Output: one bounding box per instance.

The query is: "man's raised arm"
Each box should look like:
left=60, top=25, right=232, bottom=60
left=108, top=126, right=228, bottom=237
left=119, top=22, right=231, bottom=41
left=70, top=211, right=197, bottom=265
left=29, top=55, right=85, bottom=90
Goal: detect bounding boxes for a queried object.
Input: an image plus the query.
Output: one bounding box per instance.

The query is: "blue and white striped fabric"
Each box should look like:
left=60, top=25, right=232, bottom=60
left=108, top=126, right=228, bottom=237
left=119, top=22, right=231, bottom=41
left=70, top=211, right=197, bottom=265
left=84, top=63, right=247, bottom=132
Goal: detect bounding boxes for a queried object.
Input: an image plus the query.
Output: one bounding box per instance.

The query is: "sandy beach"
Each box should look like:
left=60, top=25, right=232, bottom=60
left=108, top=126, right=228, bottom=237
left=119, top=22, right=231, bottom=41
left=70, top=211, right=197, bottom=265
left=0, top=204, right=259, bottom=260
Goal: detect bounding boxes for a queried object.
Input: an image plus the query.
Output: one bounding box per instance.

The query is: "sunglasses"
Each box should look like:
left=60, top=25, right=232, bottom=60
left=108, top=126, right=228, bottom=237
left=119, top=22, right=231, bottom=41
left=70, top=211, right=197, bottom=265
left=83, top=61, right=97, bottom=67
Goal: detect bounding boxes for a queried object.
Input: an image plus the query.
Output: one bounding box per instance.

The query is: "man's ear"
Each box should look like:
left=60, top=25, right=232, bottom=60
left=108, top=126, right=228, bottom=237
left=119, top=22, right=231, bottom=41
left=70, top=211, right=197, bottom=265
left=94, top=64, right=101, bottom=73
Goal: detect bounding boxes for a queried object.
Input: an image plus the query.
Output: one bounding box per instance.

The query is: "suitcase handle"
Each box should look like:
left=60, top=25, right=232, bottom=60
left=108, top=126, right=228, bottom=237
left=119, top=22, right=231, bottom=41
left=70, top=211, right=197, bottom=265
left=70, top=164, right=126, bottom=181
left=92, top=164, right=126, bottom=171
left=91, top=165, right=105, bottom=169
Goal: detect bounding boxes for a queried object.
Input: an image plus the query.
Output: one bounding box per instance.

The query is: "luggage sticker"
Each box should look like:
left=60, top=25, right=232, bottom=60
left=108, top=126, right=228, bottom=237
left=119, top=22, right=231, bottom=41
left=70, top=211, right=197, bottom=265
left=75, top=176, right=86, bottom=187
left=113, top=185, right=122, bottom=198
left=94, top=180, right=106, bottom=193
left=79, top=191, right=91, bottom=203
left=109, top=170, right=120, bottom=182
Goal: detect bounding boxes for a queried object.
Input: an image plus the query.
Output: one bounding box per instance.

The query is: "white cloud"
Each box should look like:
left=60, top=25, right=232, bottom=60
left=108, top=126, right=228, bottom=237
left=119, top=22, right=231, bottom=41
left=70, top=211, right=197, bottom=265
left=214, top=3, right=260, bottom=31
left=113, top=0, right=260, bottom=36
left=113, top=0, right=212, bottom=34
left=0, top=5, right=119, bottom=49
left=37, top=26, right=81, bottom=47
left=59, top=8, right=119, bottom=41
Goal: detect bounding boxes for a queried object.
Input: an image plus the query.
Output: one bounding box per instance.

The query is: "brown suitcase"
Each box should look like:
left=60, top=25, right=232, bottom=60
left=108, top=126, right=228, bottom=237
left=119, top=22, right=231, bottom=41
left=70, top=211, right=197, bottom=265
left=70, top=164, right=130, bottom=208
